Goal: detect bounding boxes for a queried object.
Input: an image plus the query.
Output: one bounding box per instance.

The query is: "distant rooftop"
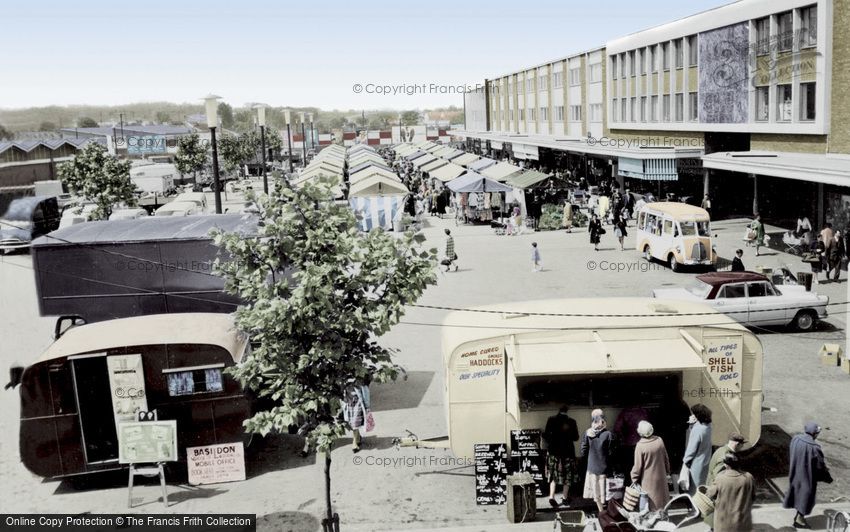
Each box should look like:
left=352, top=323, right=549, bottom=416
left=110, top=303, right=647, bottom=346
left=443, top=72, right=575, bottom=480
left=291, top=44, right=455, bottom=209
left=0, top=137, right=101, bottom=156
left=59, top=124, right=194, bottom=137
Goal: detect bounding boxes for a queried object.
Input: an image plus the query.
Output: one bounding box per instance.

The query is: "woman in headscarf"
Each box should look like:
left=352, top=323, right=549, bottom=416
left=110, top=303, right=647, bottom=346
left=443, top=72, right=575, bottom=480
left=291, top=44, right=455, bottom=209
left=630, top=420, right=671, bottom=511
left=580, top=409, right=614, bottom=512
left=682, top=403, right=712, bottom=494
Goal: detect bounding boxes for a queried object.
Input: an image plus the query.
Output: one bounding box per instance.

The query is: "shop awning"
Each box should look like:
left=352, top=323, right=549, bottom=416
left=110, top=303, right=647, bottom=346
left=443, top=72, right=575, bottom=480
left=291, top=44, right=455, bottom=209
left=619, top=157, right=678, bottom=181
left=349, top=160, right=392, bottom=175
left=481, top=162, right=523, bottom=182
left=432, top=146, right=456, bottom=158
left=511, top=337, right=705, bottom=377
left=420, top=158, right=449, bottom=173
left=394, top=144, right=419, bottom=157
left=450, top=153, right=480, bottom=167
left=425, top=143, right=445, bottom=153
left=701, top=151, right=850, bottom=186
left=429, top=162, right=466, bottom=182
left=506, top=170, right=553, bottom=189
left=448, top=171, right=514, bottom=193
left=404, top=150, right=429, bottom=161
left=348, top=175, right=409, bottom=197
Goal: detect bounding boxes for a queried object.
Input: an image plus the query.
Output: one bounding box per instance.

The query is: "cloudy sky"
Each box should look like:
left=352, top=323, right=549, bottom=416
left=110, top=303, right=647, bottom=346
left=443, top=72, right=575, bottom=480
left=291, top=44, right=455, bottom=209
left=1, top=0, right=731, bottom=110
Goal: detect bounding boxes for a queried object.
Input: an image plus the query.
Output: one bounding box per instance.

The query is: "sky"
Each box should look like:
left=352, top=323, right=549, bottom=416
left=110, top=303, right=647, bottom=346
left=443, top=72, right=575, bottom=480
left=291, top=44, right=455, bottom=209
left=1, top=0, right=733, bottom=111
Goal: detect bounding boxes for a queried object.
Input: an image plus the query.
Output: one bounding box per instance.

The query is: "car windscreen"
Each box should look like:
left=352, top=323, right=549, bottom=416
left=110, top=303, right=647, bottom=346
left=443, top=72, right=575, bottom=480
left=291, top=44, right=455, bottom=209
left=685, top=281, right=712, bottom=299
left=680, top=220, right=711, bottom=237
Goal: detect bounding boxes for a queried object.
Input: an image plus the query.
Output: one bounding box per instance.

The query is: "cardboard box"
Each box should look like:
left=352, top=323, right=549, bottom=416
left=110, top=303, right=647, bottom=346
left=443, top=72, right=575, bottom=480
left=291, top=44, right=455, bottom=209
left=819, top=343, right=842, bottom=367
left=842, top=358, right=850, bottom=375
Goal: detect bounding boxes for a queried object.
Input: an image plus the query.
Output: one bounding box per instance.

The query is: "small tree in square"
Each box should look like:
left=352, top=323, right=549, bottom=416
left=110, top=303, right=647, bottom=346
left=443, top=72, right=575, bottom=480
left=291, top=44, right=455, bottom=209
left=212, top=175, right=437, bottom=529
left=58, top=142, right=135, bottom=220
left=174, top=133, right=208, bottom=182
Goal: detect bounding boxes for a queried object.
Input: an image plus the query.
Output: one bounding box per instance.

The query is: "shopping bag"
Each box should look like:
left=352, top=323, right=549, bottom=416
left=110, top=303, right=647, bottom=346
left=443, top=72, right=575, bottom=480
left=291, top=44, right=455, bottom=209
left=678, top=464, right=691, bottom=492
left=365, top=411, right=375, bottom=432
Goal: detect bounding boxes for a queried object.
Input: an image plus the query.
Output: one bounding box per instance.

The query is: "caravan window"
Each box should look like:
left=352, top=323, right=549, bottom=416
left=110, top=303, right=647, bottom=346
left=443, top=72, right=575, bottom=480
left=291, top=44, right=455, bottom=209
left=165, top=365, right=224, bottom=396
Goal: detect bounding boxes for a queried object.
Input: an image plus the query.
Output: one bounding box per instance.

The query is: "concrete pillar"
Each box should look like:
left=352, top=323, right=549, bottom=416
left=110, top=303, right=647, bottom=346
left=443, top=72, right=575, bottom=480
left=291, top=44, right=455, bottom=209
left=702, top=168, right=710, bottom=196
left=817, top=183, right=825, bottom=229
left=751, top=173, right=758, bottom=216
left=614, top=163, right=623, bottom=192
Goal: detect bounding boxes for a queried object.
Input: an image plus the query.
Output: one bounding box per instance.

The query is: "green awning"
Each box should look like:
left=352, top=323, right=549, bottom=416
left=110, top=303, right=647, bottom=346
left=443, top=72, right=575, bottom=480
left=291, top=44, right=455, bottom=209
left=506, top=170, right=552, bottom=189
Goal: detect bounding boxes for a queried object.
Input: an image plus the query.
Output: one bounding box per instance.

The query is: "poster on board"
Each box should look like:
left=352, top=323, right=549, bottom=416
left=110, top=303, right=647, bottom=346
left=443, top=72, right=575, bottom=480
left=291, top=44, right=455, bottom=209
left=118, top=420, right=178, bottom=464
left=187, top=442, right=247, bottom=485
left=107, top=354, right=148, bottom=426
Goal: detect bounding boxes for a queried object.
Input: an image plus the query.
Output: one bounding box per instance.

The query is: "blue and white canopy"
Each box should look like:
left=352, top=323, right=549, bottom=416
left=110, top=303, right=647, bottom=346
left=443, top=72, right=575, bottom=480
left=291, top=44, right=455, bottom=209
left=349, top=195, right=406, bottom=231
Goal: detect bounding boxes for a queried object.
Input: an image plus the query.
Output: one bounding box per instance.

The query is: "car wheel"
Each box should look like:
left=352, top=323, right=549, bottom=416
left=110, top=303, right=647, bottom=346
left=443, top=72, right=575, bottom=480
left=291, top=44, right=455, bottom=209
left=669, top=254, right=680, bottom=272
left=793, top=310, right=817, bottom=331
left=643, top=246, right=652, bottom=262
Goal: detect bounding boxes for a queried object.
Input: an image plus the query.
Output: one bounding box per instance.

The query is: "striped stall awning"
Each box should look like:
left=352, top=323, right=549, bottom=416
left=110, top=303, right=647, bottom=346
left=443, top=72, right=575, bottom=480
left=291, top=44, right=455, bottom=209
left=619, top=157, right=678, bottom=181
left=349, top=195, right=406, bottom=232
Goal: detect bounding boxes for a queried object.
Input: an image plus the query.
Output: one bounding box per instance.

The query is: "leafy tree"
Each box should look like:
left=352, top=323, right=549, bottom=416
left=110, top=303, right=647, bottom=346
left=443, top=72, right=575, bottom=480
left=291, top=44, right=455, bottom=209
left=218, top=102, right=235, bottom=129
left=39, top=121, right=57, bottom=132
left=155, top=111, right=171, bottom=124
left=174, top=133, right=208, bottom=181
left=58, top=142, right=136, bottom=220
left=212, top=175, right=437, bottom=529
left=77, top=117, right=98, bottom=128
left=0, top=123, right=12, bottom=140
left=327, top=117, right=345, bottom=130
left=217, top=133, right=252, bottom=174
left=401, top=110, right=419, bottom=126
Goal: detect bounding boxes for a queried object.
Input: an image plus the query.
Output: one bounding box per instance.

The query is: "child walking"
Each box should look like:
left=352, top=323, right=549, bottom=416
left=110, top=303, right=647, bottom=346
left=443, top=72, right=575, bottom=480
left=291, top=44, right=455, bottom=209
left=532, top=242, right=542, bottom=272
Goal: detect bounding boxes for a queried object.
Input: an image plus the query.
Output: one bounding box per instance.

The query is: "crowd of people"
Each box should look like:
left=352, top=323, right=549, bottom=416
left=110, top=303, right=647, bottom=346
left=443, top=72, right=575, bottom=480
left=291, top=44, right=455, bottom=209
left=540, top=405, right=832, bottom=530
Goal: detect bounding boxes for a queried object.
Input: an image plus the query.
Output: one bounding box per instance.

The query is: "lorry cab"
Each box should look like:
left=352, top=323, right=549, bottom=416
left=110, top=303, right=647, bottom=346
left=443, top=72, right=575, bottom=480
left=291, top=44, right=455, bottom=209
left=442, top=298, right=763, bottom=460
left=0, top=196, right=61, bottom=253
left=636, top=202, right=715, bottom=272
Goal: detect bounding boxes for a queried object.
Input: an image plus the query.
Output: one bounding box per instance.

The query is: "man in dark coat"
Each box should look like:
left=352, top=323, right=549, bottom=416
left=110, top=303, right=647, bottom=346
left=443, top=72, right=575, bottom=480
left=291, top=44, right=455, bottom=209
left=707, top=454, right=756, bottom=532
left=731, top=249, right=745, bottom=272
left=543, top=405, right=579, bottom=508
left=783, top=421, right=832, bottom=528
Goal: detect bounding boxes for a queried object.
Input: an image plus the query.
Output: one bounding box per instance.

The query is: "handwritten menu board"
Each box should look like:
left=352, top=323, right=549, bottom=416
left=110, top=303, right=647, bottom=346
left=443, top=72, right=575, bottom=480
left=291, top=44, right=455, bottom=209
left=510, top=430, right=547, bottom=497
left=474, top=443, right=508, bottom=505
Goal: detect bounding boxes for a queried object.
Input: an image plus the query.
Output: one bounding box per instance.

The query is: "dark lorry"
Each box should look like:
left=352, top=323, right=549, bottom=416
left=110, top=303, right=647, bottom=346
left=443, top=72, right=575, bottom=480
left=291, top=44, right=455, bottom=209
left=31, top=213, right=257, bottom=323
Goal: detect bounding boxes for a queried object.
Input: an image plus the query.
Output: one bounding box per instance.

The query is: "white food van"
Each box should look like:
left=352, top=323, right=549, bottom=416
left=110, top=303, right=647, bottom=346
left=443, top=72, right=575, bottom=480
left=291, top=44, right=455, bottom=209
left=635, top=202, right=716, bottom=271
left=441, top=298, right=763, bottom=459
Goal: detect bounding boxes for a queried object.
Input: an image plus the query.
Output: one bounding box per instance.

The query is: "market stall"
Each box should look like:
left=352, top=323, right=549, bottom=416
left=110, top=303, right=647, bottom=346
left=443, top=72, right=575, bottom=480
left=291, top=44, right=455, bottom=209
left=450, top=152, right=481, bottom=168
left=480, top=161, right=523, bottom=182
left=447, top=171, right=513, bottom=222
left=348, top=177, right=408, bottom=232
left=467, top=157, right=498, bottom=173
left=429, top=162, right=466, bottom=183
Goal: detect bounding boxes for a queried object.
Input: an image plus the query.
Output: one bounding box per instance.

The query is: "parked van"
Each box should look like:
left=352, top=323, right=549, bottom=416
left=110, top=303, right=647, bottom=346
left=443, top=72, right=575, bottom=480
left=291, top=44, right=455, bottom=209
left=17, top=313, right=252, bottom=478
left=636, top=202, right=715, bottom=272
left=0, top=196, right=61, bottom=253
left=155, top=201, right=202, bottom=217
left=441, top=298, right=763, bottom=460
left=173, top=192, right=209, bottom=213
left=58, top=202, right=98, bottom=229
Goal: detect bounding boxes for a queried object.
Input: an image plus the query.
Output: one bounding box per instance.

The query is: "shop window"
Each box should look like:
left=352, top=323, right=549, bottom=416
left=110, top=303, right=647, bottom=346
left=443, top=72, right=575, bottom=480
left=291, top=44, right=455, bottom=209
left=755, top=86, right=770, bottom=121
left=165, top=366, right=224, bottom=397
left=777, top=84, right=792, bottom=121
left=800, top=5, right=817, bottom=48
left=800, top=82, right=816, bottom=121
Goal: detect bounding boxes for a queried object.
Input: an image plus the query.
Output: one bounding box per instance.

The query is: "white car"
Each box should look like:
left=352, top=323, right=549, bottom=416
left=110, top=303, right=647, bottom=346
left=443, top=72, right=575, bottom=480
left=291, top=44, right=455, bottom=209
left=155, top=201, right=202, bottom=217
left=651, top=272, right=828, bottom=331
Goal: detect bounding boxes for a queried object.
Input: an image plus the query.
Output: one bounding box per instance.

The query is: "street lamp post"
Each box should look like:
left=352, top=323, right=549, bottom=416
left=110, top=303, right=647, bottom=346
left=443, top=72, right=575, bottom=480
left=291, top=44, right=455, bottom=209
left=300, top=112, right=307, bottom=167
left=254, top=104, right=269, bottom=194
left=308, top=113, right=315, bottom=155
left=284, top=109, right=294, bottom=175
left=203, top=94, right=223, bottom=214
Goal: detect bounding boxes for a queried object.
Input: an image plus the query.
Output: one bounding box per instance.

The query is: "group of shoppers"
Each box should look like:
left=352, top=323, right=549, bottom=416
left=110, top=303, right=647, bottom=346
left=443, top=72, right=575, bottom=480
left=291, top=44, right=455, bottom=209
left=540, top=404, right=832, bottom=531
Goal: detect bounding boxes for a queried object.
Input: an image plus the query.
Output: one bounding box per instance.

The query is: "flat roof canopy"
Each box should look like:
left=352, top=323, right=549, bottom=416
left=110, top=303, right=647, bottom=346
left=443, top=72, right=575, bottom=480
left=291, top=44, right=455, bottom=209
left=511, top=337, right=705, bottom=377
left=702, top=151, right=850, bottom=186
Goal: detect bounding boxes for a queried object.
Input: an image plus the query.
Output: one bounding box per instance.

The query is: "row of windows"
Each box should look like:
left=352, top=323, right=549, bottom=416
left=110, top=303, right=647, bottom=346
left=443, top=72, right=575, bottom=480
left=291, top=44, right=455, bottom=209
left=755, top=82, right=816, bottom=122
left=490, top=62, right=604, bottom=97
left=612, top=35, right=697, bottom=79
left=754, top=5, right=817, bottom=55
left=612, top=92, right=698, bottom=123
left=496, top=104, right=602, bottom=124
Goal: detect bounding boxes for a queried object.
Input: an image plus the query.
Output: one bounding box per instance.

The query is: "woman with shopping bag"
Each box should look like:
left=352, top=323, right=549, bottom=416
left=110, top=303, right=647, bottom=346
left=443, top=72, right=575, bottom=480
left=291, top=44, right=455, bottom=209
left=630, top=421, right=671, bottom=511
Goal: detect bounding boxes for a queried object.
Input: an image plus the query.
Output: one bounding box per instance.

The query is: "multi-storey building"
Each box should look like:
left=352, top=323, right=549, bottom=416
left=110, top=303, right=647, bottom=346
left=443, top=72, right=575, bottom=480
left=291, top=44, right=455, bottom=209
left=459, top=0, right=850, bottom=227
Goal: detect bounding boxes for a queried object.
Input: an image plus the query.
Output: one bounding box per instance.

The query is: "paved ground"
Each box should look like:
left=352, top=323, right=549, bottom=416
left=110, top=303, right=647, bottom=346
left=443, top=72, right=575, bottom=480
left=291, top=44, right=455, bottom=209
left=1, top=212, right=849, bottom=531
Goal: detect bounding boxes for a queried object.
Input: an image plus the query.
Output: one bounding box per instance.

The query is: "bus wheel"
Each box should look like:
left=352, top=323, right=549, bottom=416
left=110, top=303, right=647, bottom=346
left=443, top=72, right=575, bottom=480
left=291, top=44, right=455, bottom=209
left=668, top=254, right=680, bottom=272
left=793, top=310, right=816, bottom=331
left=643, top=246, right=652, bottom=262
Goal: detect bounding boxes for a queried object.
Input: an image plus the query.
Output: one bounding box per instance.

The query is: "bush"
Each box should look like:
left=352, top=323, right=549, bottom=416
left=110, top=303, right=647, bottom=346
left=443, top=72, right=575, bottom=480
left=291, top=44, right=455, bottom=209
left=572, top=209, right=588, bottom=227
left=537, top=203, right=564, bottom=231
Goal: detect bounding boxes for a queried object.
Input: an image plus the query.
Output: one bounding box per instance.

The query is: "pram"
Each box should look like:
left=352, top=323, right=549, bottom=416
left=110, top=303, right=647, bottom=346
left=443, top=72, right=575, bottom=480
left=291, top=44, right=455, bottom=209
left=783, top=231, right=804, bottom=255
left=490, top=219, right=507, bottom=236
left=593, top=495, right=701, bottom=531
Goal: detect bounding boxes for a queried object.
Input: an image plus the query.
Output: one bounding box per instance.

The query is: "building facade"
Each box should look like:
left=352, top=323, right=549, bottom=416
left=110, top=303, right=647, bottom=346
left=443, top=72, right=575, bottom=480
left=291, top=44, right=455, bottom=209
left=456, top=0, right=850, bottom=228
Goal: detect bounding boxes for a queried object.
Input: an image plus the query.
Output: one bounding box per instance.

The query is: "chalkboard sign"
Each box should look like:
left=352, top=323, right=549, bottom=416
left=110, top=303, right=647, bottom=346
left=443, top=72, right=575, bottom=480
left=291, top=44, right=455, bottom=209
left=474, top=443, right=508, bottom=505
left=510, top=429, right=547, bottom=497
